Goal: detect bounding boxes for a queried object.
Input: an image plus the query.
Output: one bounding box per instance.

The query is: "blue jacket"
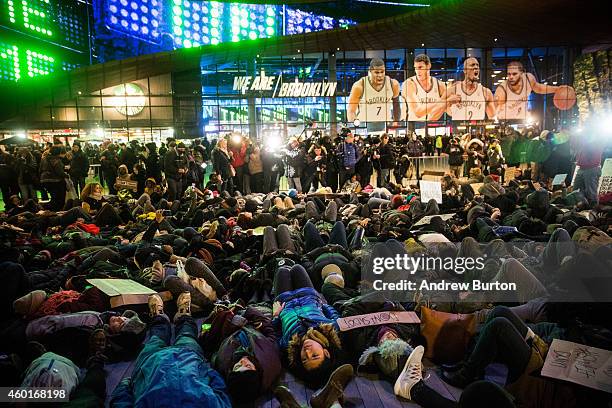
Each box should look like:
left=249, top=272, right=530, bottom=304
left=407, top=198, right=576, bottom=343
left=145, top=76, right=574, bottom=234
left=110, top=346, right=231, bottom=408
left=337, top=142, right=360, bottom=168
left=274, top=287, right=339, bottom=350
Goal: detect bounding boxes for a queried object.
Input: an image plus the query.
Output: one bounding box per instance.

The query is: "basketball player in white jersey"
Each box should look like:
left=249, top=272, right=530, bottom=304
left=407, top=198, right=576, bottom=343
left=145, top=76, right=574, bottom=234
left=495, top=61, right=560, bottom=120
left=402, top=54, right=462, bottom=121
left=347, top=58, right=401, bottom=132
left=447, top=57, right=496, bottom=121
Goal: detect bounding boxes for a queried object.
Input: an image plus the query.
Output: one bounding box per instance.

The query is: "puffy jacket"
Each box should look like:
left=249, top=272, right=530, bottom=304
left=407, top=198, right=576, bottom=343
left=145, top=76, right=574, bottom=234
left=447, top=144, right=465, bottom=166
left=230, top=143, right=248, bottom=168
left=39, top=154, right=67, bottom=183
left=212, top=308, right=281, bottom=394
left=111, top=345, right=231, bottom=408
left=275, top=287, right=339, bottom=350
left=26, top=311, right=103, bottom=339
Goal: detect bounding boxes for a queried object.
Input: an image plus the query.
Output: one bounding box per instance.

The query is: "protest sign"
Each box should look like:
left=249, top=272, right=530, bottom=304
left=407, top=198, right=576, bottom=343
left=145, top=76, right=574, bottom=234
left=419, top=180, right=442, bottom=204
left=413, top=213, right=457, bottom=227
left=337, top=311, right=420, bottom=332
left=552, top=173, right=568, bottom=186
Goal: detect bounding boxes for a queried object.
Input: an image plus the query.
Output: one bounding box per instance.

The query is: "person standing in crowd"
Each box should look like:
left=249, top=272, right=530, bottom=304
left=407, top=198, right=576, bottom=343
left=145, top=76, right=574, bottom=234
left=164, top=141, right=188, bottom=201
left=375, top=134, right=394, bottom=188
left=144, top=142, right=162, bottom=183
left=100, top=143, right=119, bottom=194
left=487, top=138, right=505, bottom=177
left=285, top=137, right=305, bottom=193
left=39, top=146, right=68, bottom=211
left=15, top=147, right=38, bottom=202
left=305, top=143, right=328, bottom=192
left=446, top=136, right=465, bottom=178
left=212, top=137, right=234, bottom=194
left=321, top=135, right=339, bottom=192
left=248, top=144, right=264, bottom=193
left=337, top=130, right=361, bottom=190
left=407, top=133, right=424, bottom=180
left=0, top=146, right=17, bottom=207
left=573, top=128, right=605, bottom=207
left=261, top=146, right=283, bottom=194
left=120, top=141, right=139, bottom=172
left=68, top=141, right=89, bottom=196
left=230, top=135, right=248, bottom=194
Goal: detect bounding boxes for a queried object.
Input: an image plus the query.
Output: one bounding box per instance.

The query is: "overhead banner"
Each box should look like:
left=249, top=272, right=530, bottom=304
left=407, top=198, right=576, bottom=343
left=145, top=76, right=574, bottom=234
left=233, top=70, right=337, bottom=98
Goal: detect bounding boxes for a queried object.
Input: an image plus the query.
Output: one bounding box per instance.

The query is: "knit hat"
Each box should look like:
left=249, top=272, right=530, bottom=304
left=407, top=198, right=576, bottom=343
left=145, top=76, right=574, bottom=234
left=391, top=195, right=404, bottom=209
left=226, top=369, right=263, bottom=402
left=244, top=199, right=259, bottom=213
left=13, top=290, right=47, bottom=316
left=359, top=338, right=414, bottom=381
left=120, top=310, right=146, bottom=335
left=321, top=264, right=343, bottom=280
left=572, top=226, right=612, bottom=252
left=288, top=189, right=298, bottom=199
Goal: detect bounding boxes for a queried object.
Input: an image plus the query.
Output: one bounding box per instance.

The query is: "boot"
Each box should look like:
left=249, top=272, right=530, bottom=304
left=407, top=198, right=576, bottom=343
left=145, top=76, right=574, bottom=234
left=310, top=364, right=354, bottom=408
left=148, top=294, right=164, bottom=317
left=174, top=292, right=191, bottom=321
left=274, top=386, right=302, bottom=408
left=440, top=365, right=478, bottom=388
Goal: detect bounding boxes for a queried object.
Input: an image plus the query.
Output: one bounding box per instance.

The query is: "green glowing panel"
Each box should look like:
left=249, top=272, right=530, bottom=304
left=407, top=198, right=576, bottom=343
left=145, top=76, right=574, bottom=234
left=0, top=41, right=57, bottom=81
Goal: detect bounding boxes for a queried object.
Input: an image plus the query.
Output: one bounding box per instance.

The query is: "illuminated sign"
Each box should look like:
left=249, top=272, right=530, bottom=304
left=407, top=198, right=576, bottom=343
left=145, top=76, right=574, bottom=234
left=232, top=70, right=337, bottom=97
left=112, top=83, right=146, bottom=116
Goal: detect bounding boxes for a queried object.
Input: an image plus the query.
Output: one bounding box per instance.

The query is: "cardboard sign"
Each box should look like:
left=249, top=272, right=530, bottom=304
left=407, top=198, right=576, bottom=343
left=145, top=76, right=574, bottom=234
left=552, top=173, right=568, bottom=186
left=542, top=339, right=612, bottom=393
left=413, top=213, right=456, bottom=227
left=504, top=166, right=517, bottom=182
left=116, top=179, right=138, bottom=192
left=470, top=183, right=484, bottom=194
left=419, top=180, right=443, bottom=204
left=337, top=311, right=420, bottom=332
left=87, top=279, right=156, bottom=308
left=598, top=158, right=612, bottom=203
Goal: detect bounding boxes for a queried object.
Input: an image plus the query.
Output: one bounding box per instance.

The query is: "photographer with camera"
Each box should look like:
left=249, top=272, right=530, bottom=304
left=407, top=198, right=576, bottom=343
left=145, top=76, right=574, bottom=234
left=373, top=134, right=394, bottom=188
left=304, top=143, right=328, bottom=193
left=336, top=128, right=361, bottom=191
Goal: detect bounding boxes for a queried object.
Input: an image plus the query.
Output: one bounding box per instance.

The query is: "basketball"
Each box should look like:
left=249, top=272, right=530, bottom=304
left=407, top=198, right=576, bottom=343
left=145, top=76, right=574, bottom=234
left=553, top=85, right=576, bottom=110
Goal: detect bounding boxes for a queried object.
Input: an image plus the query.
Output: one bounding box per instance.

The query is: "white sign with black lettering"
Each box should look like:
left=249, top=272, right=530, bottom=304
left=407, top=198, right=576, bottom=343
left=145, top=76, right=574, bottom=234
left=232, top=70, right=337, bottom=97
left=541, top=339, right=612, bottom=393
left=419, top=180, right=443, bottom=204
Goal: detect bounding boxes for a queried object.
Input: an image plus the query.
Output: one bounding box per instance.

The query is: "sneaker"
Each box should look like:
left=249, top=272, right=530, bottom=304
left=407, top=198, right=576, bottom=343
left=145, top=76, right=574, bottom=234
left=394, top=345, right=424, bottom=400
left=175, top=292, right=191, bottom=320
left=274, top=386, right=302, bottom=408
left=148, top=294, right=164, bottom=317
left=310, top=364, right=354, bottom=408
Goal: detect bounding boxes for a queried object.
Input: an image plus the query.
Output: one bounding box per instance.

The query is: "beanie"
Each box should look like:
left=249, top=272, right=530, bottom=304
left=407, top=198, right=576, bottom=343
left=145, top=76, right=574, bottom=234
left=13, top=290, right=47, bottom=316
left=288, top=189, right=298, bottom=199
left=321, top=264, right=342, bottom=280
left=120, top=310, right=147, bottom=335
left=245, top=199, right=258, bottom=213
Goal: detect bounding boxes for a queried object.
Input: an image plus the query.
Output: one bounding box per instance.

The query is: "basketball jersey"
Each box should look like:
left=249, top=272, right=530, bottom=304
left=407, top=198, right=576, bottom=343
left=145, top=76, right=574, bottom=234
left=449, top=82, right=487, bottom=121
left=496, top=73, right=532, bottom=120
left=403, top=76, right=443, bottom=121
left=357, top=76, right=394, bottom=123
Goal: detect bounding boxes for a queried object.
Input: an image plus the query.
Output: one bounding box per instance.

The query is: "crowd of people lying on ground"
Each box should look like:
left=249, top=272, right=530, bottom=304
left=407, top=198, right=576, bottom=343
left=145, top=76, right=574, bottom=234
left=1, top=130, right=612, bottom=408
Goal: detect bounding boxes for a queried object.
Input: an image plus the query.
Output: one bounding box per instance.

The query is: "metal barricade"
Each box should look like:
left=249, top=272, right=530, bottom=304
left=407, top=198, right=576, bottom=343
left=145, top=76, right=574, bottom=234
left=416, top=155, right=449, bottom=174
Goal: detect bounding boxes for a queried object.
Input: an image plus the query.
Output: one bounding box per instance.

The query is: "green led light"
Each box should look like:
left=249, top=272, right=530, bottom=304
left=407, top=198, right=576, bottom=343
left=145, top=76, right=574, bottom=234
left=248, top=31, right=257, bottom=40
left=211, top=18, right=219, bottom=27
left=266, top=17, right=274, bottom=26
left=183, top=39, right=192, bottom=48
left=266, top=27, right=274, bottom=35
left=173, top=16, right=182, bottom=25
left=240, top=19, right=248, bottom=28
left=173, top=5, right=181, bottom=14
left=211, top=38, right=219, bottom=45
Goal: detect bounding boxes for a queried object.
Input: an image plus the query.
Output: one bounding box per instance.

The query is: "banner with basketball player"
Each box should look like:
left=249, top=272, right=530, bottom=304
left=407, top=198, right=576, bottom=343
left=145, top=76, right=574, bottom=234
left=347, top=55, right=576, bottom=125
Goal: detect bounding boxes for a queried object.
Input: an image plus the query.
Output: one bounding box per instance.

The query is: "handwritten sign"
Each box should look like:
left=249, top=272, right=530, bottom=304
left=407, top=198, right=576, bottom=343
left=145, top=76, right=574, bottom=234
left=552, top=173, right=568, bottom=186
left=413, top=213, right=457, bottom=227
left=337, top=311, right=420, bottom=332
left=598, top=158, right=612, bottom=204
left=541, top=339, right=612, bottom=393
left=419, top=180, right=443, bottom=204
left=504, top=167, right=517, bottom=182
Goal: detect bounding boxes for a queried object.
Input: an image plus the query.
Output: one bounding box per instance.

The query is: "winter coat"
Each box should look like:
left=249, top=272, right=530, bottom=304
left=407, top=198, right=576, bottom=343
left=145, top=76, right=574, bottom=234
left=163, top=149, right=186, bottom=180
left=407, top=140, right=424, bottom=157
left=338, top=295, right=419, bottom=362
left=378, top=143, right=394, bottom=169
left=447, top=145, right=465, bottom=166
left=212, top=309, right=281, bottom=394
left=145, top=152, right=162, bottom=182
left=285, top=147, right=305, bottom=178
left=69, top=150, right=90, bottom=178
left=275, top=287, right=339, bottom=350
left=100, top=149, right=119, bottom=176
left=16, top=153, right=38, bottom=184
left=230, top=143, right=248, bottom=168
left=26, top=311, right=102, bottom=339
left=111, top=343, right=231, bottom=408
left=212, top=148, right=232, bottom=180
left=39, top=154, right=67, bottom=183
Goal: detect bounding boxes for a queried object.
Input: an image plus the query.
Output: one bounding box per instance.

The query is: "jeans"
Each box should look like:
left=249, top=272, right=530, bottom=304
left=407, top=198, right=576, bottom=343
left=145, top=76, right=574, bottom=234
left=134, top=315, right=201, bottom=374
left=166, top=177, right=182, bottom=201
left=288, top=177, right=302, bottom=193
left=18, top=183, right=37, bottom=202
left=573, top=166, right=601, bottom=205
left=303, top=220, right=347, bottom=252
left=465, top=306, right=531, bottom=383
left=273, top=263, right=313, bottom=295
left=263, top=224, right=297, bottom=255
left=377, top=168, right=390, bottom=188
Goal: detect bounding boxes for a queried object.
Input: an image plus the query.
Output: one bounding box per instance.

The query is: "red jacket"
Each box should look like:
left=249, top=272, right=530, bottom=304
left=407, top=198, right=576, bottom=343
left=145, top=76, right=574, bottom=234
left=231, top=143, right=248, bottom=168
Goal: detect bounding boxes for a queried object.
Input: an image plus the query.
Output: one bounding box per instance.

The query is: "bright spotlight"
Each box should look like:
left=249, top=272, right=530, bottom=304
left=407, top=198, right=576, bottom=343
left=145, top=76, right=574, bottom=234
left=93, top=128, right=104, bottom=138
left=265, top=133, right=282, bottom=151
left=16, top=132, right=26, bottom=138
